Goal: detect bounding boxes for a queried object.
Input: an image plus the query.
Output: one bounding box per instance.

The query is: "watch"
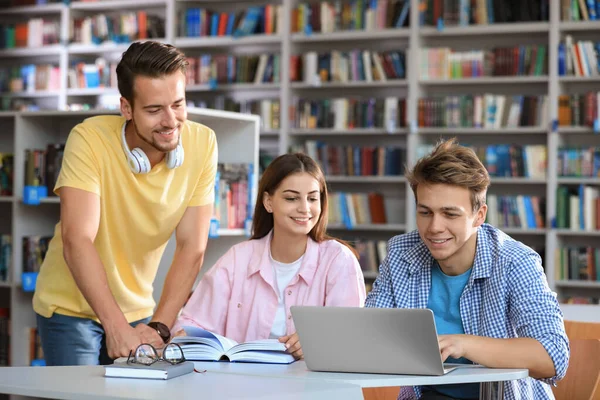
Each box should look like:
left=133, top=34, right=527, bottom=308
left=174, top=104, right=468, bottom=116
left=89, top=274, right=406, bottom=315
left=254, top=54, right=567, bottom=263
left=148, top=321, right=171, bottom=344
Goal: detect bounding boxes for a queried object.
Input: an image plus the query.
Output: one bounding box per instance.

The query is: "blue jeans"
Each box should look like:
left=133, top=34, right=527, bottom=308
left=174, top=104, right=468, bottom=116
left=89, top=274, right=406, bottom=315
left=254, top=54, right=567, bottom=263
left=36, top=312, right=151, bottom=366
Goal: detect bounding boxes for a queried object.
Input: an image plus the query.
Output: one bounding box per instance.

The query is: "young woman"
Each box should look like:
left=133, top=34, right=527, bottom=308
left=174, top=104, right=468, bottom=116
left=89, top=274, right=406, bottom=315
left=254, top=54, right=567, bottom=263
left=171, top=153, right=366, bottom=359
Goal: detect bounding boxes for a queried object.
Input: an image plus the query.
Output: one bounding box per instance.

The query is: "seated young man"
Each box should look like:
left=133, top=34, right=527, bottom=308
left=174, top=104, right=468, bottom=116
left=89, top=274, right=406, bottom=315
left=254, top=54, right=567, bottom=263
left=365, top=139, right=569, bottom=400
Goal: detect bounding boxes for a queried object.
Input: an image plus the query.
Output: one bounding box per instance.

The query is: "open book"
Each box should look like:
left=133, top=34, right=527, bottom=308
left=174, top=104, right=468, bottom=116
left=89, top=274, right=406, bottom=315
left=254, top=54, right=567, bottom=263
left=170, top=326, right=295, bottom=364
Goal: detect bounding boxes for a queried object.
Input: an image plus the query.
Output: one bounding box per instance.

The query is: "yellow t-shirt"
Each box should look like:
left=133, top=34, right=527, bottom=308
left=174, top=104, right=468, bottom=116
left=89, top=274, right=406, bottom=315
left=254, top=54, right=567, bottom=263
left=33, top=115, right=218, bottom=323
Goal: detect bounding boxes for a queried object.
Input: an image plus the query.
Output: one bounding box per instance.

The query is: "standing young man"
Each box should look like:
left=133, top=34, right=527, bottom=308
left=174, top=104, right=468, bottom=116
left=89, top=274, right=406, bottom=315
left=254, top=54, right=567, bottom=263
left=365, top=139, right=569, bottom=399
left=33, top=41, right=218, bottom=366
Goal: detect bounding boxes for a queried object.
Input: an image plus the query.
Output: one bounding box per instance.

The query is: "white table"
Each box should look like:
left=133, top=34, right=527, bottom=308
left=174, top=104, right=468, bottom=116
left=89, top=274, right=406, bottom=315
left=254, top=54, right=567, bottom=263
left=193, top=361, right=529, bottom=400
left=0, top=365, right=365, bottom=400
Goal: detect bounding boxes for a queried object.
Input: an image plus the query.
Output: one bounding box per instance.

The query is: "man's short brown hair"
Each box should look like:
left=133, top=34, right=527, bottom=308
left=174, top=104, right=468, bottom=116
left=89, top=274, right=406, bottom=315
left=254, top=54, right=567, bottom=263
left=405, top=138, right=490, bottom=212
left=116, top=41, right=188, bottom=108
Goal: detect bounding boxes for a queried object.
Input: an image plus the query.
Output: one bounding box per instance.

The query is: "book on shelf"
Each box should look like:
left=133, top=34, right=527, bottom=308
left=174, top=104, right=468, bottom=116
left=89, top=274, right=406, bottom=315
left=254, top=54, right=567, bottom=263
left=0, top=308, right=8, bottom=367
left=486, top=194, right=545, bottom=230
left=291, top=97, right=406, bottom=131
left=0, top=235, right=10, bottom=283
left=474, top=144, right=547, bottom=179
left=556, top=185, right=600, bottom=230
left=213, top=163, right=255, bottom=230
left=0, top=64, right=60, bottom=93
left=68, top=58, right=117, bottom=90
left=558, top=36, right=600, bottom=77
left=557, top=146, right=600, bottom=177
left=23, top=235, right=52, bottom=274
left=556, top=245, right=600, bottom=282
left=420, top=0, right=549, bottom=26
left=71, top=12, right=164, bottom=46
left=104, top=360, right=195, bottom=380
left=292, top=0, right=410, bottom=34
left=293, top=50, right=406, bottom=84
left=561, top=0, right=600, bottom=21
left=0, top=18, right=60, bottom=49
left=170, top=326, right=295, bottom=364
left=418, top=95, right=548, bottom=129
left=185, top=53, right=280, bottom=86
left=301, top=142, right=404, bottom=177
left=558, top=92, right=599, bottom=127
left=353, top=239, right=387, bottom=274
left=0, top=153, right=13, bottom=196
left=188, top=98, right=280, bottom=131
left=180, top=5, right=282, bottom=38
left=418, top=144, right=547, bottom=179
left=24, top=144, right=65, bottom=195
left=328, top=191, right=388, bottom=227
left=420, top=46, right=547, bottom=80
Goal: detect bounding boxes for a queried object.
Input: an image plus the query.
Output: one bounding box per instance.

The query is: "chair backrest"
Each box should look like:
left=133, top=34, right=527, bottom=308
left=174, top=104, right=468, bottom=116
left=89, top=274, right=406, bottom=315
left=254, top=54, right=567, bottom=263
left=565, top=320, right=600, bottom=340
left=553, top=320, right=600, bottom=400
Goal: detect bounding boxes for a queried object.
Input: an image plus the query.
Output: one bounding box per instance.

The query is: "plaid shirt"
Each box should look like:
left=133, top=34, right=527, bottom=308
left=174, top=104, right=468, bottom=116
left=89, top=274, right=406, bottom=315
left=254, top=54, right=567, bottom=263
left=365, top=224, right=569, bottom=400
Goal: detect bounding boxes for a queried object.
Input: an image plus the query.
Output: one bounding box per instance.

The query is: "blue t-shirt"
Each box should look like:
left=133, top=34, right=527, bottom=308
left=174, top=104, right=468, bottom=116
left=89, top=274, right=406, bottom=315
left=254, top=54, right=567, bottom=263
left=423, top=261, right=479, bottom=400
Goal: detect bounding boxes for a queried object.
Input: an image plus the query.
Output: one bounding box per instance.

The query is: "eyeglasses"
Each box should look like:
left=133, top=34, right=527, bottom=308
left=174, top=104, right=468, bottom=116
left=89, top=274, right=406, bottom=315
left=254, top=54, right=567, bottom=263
left=127, top=343, right=186, bottom=366
left=127, top=343, right=207, bottom=374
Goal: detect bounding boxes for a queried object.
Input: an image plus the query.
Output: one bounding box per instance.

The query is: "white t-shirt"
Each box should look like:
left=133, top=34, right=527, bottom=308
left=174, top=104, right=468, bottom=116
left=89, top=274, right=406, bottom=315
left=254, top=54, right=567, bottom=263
left=268, top=251, right=304, bottom=339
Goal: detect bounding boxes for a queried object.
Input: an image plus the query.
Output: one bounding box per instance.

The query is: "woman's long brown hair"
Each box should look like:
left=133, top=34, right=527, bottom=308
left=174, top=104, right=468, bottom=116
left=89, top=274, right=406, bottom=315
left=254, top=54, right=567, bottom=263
left=250, top=153, right=358, bottom=258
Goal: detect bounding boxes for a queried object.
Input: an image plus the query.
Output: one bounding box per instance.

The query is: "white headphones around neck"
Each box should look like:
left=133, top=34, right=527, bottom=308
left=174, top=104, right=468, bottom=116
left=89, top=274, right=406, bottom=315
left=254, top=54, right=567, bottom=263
left=121, top=121, right=184, bottom=174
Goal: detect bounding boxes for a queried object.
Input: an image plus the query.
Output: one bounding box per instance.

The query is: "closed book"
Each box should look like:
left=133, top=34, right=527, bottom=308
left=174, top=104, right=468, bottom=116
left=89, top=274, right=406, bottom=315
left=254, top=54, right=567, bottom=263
left=104, top=360, right=195, bottom=380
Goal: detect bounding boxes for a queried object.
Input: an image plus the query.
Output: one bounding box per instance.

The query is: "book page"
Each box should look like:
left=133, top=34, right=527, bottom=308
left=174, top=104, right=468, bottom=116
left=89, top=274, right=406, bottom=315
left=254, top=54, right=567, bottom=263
left=172, top=326, right=238, bottom=352
left=229, top=339, right=287, bottom=354
left=225, top=339, right=294, bottom=363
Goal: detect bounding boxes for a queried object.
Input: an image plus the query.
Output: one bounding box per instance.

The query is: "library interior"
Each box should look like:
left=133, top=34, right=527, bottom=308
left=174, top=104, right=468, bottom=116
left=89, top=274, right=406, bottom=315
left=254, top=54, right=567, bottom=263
left=0, top=0, right=599, bottom=399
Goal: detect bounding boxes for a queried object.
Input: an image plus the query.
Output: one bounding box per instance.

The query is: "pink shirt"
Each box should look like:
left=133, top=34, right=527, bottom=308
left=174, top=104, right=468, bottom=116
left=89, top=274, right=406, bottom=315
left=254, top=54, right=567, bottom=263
left=172, top=232, right=366, bottom=343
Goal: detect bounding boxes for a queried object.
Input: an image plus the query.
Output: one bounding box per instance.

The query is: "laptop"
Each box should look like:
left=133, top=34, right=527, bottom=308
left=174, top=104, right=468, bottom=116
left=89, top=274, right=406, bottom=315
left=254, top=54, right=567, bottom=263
left=290, top=306, right=458, bottom=376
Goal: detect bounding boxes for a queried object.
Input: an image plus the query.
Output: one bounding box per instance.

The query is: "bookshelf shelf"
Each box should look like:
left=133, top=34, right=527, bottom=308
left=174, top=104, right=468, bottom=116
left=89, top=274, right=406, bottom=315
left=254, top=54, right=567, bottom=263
left=68, top=40, right=168, bottom=55
left=490, top=177, right=547, bottom=185
left=260, top=130, right=279, bottom=137
left=419, top=76, right=549, bottom=86
left=290, top=128, right=408, bottom=136
left=291, top=80, right=408, bottom=90
left=70, top=0, right=167, bottom=10
left=0, top=45, right=62, bottom=58
left=558, top=76, right=600, bottom=83
left=66, top=88, right=119, bottom=96
left=555, top=281, right=600, bottom=289
left=559, top=21, right=600, bottom=32
left=558, top=126, right=595, bottom=134
left=501, top=228, right=548, bottom=236
left=186, top=83, right=280, bottom=92
left=291, top=28, right=410, bottom=43
left=557, top=178, right=600, bottom=185
left=0, top=2, right=65, bottom=14
left=174, top=34, right=282, bottom=48
left=418, top=127, right=547, bottom=135
left=0, top=197, right=14, bottom=203
left=554, top=229, right=600, bottom=237
left=328, top=223, right=406, bottom=232
left=0, top=282, right=12, bottom=288
left=325, top=176, right=406, bottom=183
left=419, top=22, right=550, bottom=37
left=0, top=91, right=59, bottom=99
